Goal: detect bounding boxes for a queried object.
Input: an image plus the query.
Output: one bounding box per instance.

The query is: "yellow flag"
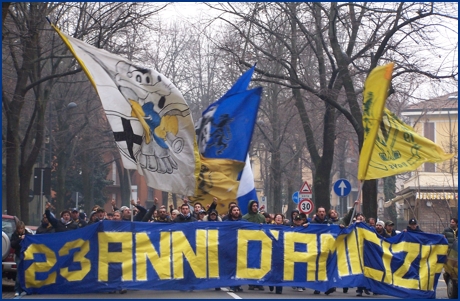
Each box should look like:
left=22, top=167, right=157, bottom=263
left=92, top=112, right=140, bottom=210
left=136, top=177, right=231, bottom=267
left=358, top=63, right=394, bottom=180
left=189, top=155, right=245, bottom=213
left=358, top=63, right=455, bottom=180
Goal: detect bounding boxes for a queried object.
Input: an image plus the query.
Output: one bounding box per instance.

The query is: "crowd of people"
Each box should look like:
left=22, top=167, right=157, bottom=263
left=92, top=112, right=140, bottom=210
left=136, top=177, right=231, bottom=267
left=11, top=198, right=458, bottom=297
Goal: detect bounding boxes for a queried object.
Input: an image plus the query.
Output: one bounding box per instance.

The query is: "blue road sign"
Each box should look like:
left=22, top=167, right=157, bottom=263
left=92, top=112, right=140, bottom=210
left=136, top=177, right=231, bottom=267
left=333, top=179, right=352, bottom=197
left=292, top=191, right=299, bottom=204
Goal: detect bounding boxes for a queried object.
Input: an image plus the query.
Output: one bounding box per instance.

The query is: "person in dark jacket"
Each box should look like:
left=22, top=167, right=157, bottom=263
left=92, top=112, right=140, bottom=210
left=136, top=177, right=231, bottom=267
left=442, top=218, right=458, bottom=246
left=173, top=203, right=197, bottom=223
left=227, top=205, right=244, bottom=292
left=119, top=199, right=147, bottom=221
left=141, top=198, right=159, bottom=222
left=311, top=207, right=335, bottom=295
left=45, top=202, right=78, bottom=232
left=10, top=221, right=32, bottom=296
left=311, top=207, right=332, bottom=225
left=384, top=220, right=398, bottom=237
left=375, top=221, right=390, bottom=238
left=288, top=209, right=300, bottom=226
left=36, top=214, right=55, bottom=234
left=405, top=218, right=423, bottom=233
left=71, top=208, right=87, bottom=228
left=241, top=200, right=265, bottom=291
left=222, top=201, right=239, bottom=221
left=203, top=209, right=221, bottom=221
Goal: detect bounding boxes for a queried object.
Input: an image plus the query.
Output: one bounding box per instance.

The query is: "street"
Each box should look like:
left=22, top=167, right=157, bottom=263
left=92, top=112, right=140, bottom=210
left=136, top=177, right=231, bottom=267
left=3, top=277, right=449, bottom=299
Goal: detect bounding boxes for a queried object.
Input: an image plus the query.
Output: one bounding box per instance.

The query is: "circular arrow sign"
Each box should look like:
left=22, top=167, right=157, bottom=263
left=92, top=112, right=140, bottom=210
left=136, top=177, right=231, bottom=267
left=292, top=191, right=300, bottom=204
left=298, top=198, right=314, bottom=215
left=333, top=178, right=352, bottom=197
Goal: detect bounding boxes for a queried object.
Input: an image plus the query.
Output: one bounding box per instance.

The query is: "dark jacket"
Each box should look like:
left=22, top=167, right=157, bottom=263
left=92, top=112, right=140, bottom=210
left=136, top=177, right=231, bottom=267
left=288, top=209, right=300, bottom=226
left=242, top=200, right=265, bottom=224
left=406, top=225, right=423, bottom=233
left=443, top=227, right=458, bottom=246
left=376, top=228, right=390, bottom=238
left=156, top=215, right=172, bottom=223
left=202, top=209, right=222, bottom=221
left=45, top=209, right=78, bottom=232
left=173, top=213, right=197, bottom=223
left=311, top=215, right=333, bottom=224
left=73, top=218, right=87, bottom=228
left=141, top=204, right=157, bottom=222
left=36, top=220, right=55, bottom=234
left=11, top=230, right=32, bottom=257
left=121, top=204, right=148, bottom=222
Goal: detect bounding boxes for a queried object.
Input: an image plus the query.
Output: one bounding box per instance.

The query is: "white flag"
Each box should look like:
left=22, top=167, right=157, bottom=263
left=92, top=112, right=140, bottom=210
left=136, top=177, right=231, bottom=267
left=52, top=25, right=200, bottom=196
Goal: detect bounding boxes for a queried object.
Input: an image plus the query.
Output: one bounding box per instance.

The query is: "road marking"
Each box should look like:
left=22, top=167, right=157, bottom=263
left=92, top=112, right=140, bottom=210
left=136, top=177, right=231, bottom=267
left=221, top=287, right=242, bottom=299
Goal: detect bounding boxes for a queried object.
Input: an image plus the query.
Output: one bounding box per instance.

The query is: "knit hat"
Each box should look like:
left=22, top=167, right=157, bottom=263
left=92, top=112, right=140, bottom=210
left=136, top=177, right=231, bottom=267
left=376, top=221, right=385, bottom=227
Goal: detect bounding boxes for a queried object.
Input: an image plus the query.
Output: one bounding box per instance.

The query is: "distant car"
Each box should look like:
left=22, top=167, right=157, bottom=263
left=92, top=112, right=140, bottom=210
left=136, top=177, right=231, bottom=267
left=443, top=238, right=458, bottom=299
left=2, top=214, right=19, bottom=280
left=2, top=214, right=35, bottom=280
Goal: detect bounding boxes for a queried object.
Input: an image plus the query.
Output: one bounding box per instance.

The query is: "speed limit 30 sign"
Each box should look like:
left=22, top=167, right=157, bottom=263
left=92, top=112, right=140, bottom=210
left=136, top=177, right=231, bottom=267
left=298, top=198, right=314, bottom=215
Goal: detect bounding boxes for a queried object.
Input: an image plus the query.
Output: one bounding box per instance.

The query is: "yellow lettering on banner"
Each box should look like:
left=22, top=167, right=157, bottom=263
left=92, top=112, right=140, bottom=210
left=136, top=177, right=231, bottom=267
left=358, top=228, right=384, bottom=282
left=24, top=244, right=57, bottom=288
left=381, top=240, right=393, bottom=284
left=58, top=239, right=91, bottom=281
left=207, top=230, right=219, bottom=278
left=335, top=233, right=350, bottom=277
left=269, top=230, right=279, bottom=240
left=346, top=229, right=362, bottom=275
left=98, top=232, right=133, bottom=281
left=391, top=241, right=419, bottom=289
left=236, top=229, right=272, bottom=279
left=283, top=232, right=317, bottom=281
left=172, top=230, right=207, bottom=279
left=317, top=234, right=335, bottom=281
left=419, top=244, right=448, bottom=291
left=135, top=232, right=171, bottom=280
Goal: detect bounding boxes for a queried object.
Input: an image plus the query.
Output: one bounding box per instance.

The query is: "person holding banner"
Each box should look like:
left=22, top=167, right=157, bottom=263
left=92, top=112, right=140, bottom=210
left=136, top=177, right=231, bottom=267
left=405, top=219, right=423, bottom=233
left=227, top=205, right=244, bottom=292
left=375, top=221, right=390, bottom=238
left=243, top=200, right=266, bottom=291
left=269, top=213, right=286, bottom=294
left=311, top=207, right=336, bottom=295
left=222, top=201, right=238, bottom=221
left=11, top=220, right=32, bottom=296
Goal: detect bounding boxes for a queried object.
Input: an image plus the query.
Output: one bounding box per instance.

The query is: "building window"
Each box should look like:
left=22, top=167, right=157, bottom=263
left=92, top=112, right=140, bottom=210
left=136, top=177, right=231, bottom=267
left=147, top=187, right=154, bottom=201
left=424, top=122, right=435, bottom=172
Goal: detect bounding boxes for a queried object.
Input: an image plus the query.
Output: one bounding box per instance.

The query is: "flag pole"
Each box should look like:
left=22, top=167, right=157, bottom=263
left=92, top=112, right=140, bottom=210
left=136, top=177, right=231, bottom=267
left=127, top=170, right=134, bottom=222
left=349, top=181, right=365, bottom=226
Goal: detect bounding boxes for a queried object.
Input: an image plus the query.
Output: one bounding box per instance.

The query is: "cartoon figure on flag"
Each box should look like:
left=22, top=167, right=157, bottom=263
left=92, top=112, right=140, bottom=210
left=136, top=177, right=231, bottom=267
left=51, top=23, right=200, bottom=196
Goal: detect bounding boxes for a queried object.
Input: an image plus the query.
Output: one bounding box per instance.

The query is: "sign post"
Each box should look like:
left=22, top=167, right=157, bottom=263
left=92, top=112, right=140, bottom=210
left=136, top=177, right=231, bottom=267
left=299, top=181, right=312, bottom=200
left=298, top=198, right=314, bottom=215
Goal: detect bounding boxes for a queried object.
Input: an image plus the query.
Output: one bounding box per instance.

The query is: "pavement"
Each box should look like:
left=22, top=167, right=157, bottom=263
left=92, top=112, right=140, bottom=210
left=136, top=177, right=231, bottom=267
left=2, top=277, right=448, bottom=299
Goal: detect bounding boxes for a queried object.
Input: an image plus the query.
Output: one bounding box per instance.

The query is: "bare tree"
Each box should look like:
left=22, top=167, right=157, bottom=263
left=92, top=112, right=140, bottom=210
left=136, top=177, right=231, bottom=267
left=206, top=2, right=457, bottom=218
left=2, top=2, right=166, bottom=221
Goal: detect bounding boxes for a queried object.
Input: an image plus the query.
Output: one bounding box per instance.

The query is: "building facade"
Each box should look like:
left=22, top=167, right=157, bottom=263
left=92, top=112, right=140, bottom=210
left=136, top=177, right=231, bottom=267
left=385, top=92, right=458, bottom=233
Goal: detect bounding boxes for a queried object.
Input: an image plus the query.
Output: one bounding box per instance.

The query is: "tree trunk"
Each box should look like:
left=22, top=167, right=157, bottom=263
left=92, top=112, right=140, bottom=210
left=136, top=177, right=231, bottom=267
left=362, top=180, right=377, bottom=219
